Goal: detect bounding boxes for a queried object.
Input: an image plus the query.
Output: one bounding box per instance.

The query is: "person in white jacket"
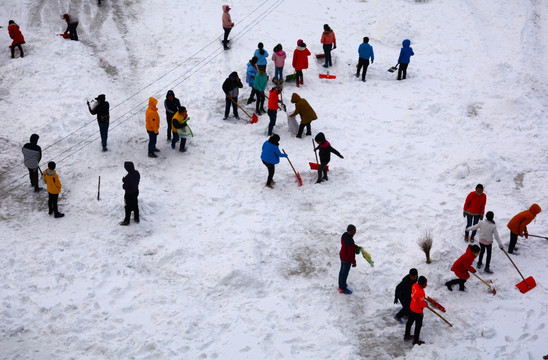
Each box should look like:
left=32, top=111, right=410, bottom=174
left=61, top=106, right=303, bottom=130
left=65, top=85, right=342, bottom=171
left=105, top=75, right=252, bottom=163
left=466, top=211, right=503, bottom=274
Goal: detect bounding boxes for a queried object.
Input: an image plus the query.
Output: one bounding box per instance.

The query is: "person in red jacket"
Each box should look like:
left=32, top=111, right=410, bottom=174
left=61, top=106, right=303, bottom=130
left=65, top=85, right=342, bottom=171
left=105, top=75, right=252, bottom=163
left=320, top=24, right=336, bottom=68
left=8, top=20, right=25, bottom=59
left=62, top=13, right=79, bottom=41
left=338, top=224, right=361, bottom=294
left=506, top=203, right=542, bottom=255
left=267, top=87, right=281, bottom=136
left=404, top=276, right=427, bottom=345
left=463, top=184, right=486, bottom=242
left=292, top=39, right=311, bottom=87
left=445, top=244, right=480, bottom=291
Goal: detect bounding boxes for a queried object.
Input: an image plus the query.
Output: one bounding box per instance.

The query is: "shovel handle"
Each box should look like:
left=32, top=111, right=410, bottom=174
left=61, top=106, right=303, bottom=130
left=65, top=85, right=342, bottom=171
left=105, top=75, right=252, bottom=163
left=312, top=139, right=319, bottom=163
left=472, top=272, right=492, bottom=289
left=501, top=248, right=526, bottom=281
left=426, top=305, right=453, bottom=327
left=227, top=96, right=252, bottom=119
left=282, top=149, right=298, bottom=176
left=528, top=234, right=548, bottom=240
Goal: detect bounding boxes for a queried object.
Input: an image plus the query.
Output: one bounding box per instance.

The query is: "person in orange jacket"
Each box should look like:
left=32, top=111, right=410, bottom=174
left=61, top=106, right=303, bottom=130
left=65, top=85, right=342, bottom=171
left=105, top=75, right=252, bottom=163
left=404, top=276, right=427, bottom=346
left=292, top=39, right=311, bottom=87
left=146, top=97, right=160, bottom=158
left=463, top=184, right=486, bottom=242
left=445, top=244, right=480, bottom=291
left=507, top=203, right=542, bottom=255
left=8, top=20, right=25, bottom=58
left=43, top=161, right=64, bottom=218
left=320, top=24, right=336, bottom=68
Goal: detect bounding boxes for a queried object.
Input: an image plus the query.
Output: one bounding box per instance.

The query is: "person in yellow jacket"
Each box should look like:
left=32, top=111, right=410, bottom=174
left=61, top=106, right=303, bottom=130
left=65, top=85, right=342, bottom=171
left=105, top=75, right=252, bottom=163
left=288, top=93, right=317, bottom=138
left=171, top=107, right=190, bottom=152
left=146, top=97, right=160, bottom=158
left=43, top=161, right=64, bottom=218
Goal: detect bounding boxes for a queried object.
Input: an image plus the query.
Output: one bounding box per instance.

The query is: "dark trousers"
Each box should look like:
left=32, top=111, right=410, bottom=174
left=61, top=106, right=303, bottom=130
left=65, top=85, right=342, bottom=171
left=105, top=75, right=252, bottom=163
left=397, top=63, right=409, bottom=80
left=225, top=96, right=238, bottom=118
left=11, top=43, right=23, bottom=58
left=267, top=109, right=277, bottom=135
left=222, top=27, right=231, bottom=47
left=508, top=232, right=519, bottom=253
left=48, top=193, right=60, bottom=215
left=317, top=163, right=328, bottom=182
left=338, top=258, right=351, bottom=290
left=262, top=160, right=275, bottom=186
left=166, top=113, right=174, bottom=140
left=98, top=120, right=109, bottom=150
left=296, top=123, right=311, bottom=137
left=356, top=58, right=370, bottom=81
left=255, top=91, right=265, bottom=113
left=465, top=214, right=481, bottom=238
left=396, top=298, right=411, bottom=319
left=68, top=23, right=78, bottom=40
left=171, top=132, right=187, bottom=151
left=248, top=88, right=257, bottom=102
left=405, top=311, right=423, bottom=342
left=323, top=43, right=333, bottom=66
left=28, top=168, right=39, bottom=189
left=478, top=243, right=492, bottom=269
left=124, top=191, right=139, bottom=222
left=446, top=278, right=467, bottom=290
left=147, top=131, right=157, bottom=155
left=296, top=70, right=303, bottom=84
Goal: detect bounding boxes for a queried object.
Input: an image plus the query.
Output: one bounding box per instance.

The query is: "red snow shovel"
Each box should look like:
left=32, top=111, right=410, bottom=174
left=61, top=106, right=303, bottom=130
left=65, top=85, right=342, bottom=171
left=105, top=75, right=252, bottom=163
left=472, top=272, right=496, bottom=295
left=309, top=139, right=329, bottom=171
left=282, top=149, right=302, bottom=186
left=57, top=33, right=71, bottom=39
left=315, top=53, right=325, bottom=59
left=502, top=248, right=536, bottom=293
left=228, top=96, right=258, bottom=124
left=319, top=72, right=336, bottom=79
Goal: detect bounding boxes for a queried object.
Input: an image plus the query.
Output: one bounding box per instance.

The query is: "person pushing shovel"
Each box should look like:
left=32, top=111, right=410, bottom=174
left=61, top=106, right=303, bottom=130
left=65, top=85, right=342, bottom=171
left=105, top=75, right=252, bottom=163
left=507, top=203, right=541, bottom=255
left=260, top=134, right=287, bottom=189
left=404, top=276, right=427, bottom=345
left=445, top=244, right=480, bottom=291
left=314, top=132, right=343, bottom=184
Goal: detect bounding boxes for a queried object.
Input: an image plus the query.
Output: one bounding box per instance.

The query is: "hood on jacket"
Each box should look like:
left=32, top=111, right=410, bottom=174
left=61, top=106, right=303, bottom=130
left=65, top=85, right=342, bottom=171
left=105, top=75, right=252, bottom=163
left=222, top=5, right=230, bottom=12
left=166, top=90, right=175, bottom=99
left=229, top=71, right=239, bottom=80
left=62, top=14, right=69, bottom=21
left=402, top=39, right=411, bottom=48
left=30, top=134, right=39, bottom=144
left=268, top=134, right=280, bottom=146
left=530, top=203, right=542, bottom=215
left=124, top=161, right=135, bottom=173
left=291, top=93, right=301, bottom=104
left=314, top=132, right=325, bottom=143
left=148, top=97, right=158, bottom=108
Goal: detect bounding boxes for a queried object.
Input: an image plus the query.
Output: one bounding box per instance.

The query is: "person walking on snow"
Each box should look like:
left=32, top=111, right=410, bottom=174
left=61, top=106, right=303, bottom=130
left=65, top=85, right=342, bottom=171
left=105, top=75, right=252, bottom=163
left=246, top=56, right=258, bottom=104
left=466, top=211, right=503, bottom=274
left=272, top=44, right=286, bottom=84
left=267, top=87, right=281, bottom=136
left=171, top=107, right=190, bottom=152
left=254, top=42, right=269, bottom=72
left=43, top=161, right=64, bottom=218
left=253, top=68, right=268, bottom=115
left=463, top=184, right=487, bottom=243
left=320, top=24, right=336, bottom=68
left=394, top=268, right=418, bottom=324
left=222, top=5, right=234, bottom=50
left=87, top=94, right=110, bottom=152
left=338, top=224, right=361, bottom=294
left=314, top=132, right=344, bottom=183
left=8, top=20, right=25, bottom=58
left=356, top=37, right=374, bottom=82
left=404, top=276, right=427, bottom=345
left=445, top=244, right=480, bottom=291
left=22, top=134, right=42, bottom=192
left=506, top=203, right=542, bottom=255
left=62, top=13, right=79, bottom=41
left=120, top=161, right=140, bottom=226
left=146, top=97, right=160, bottom=158
left=164, top=90, right=181, bottom=141
left=292, top=39, right=311, bottom=87
left=397, top=39, right=414, bottom=80
left=289, top=93, right=317, bottom=138
left=222, top=71, right=243, bottom=120
left=260, top=134, right=287, bottom=189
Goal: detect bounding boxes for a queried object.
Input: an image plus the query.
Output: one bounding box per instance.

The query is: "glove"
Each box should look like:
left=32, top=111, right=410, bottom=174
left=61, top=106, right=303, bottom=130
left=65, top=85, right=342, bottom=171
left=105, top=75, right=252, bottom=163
left=480, top=214, right=484, bottom=220
left=371, top=60, right=374, bottom=64
left=355, top=246, right=362, bottom=255
left=500, top=246, right=504, bottom=250
left=352, top=263, right=356, bottom=268
left=463, top=211, right=467, bottom=218
left=333, top=45, right=337, bottom=49
left=394, top=298, right=398, bottom=304
left=472, top=269, right=476, bottom=273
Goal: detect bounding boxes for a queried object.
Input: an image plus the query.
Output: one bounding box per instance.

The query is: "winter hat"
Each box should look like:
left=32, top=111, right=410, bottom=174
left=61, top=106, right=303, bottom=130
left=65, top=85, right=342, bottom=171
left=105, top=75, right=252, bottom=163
left=314, top=132, right=326, bottom=143
left=226, top=6, right=231, bottom=11
left=95, top=94, right=106, bottom=101
left=269, top=134, right=280, bottom=146
left=229, top=71, right=239, bottom=79
left=8, top=20, right=15, bottom=25
left=297, top=39, right=303, bottom=46
left=48, top=161, right=56, bottom=170
left=166, top=90, right=175, bottom=98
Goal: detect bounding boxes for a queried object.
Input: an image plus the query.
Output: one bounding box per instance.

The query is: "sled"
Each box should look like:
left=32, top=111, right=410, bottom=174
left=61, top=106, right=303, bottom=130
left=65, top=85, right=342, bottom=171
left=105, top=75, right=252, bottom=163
left=319, top=72, right=336, bottom=79
left=309, top=139, right=329, bottom=171
left=426, top=297, right=446, bottom=312
left=388, top=64, right=398, bottom=73
left=57, top=33, right=71, bottom=39
left=360, top=248, right=374, bottom=267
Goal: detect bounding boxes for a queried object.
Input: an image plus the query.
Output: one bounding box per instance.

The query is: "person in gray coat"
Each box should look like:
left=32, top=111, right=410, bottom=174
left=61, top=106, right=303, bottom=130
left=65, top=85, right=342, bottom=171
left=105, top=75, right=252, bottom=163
left=22, top=134, right=42, bottom=192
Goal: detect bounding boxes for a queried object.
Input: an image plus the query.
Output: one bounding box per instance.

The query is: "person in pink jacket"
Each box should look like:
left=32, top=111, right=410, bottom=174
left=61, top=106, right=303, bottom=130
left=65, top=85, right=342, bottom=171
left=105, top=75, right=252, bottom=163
left=222, top=5, right=234, bottom=50
left=445, top=245, right=480, bottom=291
left=271, top=43, right=286, bottom=84
left=463, top=184, right=486, bottom=242
left=320, top=24, right=336, bottom=68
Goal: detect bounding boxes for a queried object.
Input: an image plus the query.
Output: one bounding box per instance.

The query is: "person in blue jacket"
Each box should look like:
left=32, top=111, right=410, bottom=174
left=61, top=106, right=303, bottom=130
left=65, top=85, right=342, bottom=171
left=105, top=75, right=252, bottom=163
left=260, top=134, right=287, bottom=188
left=254, top=42, right=269, bottom=71
left=397, top=39, right=414, bottom=80
left=246, top=56, right=258, bottom=104
left=356, top=37, right=374, bottom=82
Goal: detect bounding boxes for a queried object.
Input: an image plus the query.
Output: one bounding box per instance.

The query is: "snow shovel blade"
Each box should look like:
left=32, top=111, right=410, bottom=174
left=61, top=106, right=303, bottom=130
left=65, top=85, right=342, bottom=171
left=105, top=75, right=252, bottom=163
left=319, top=74, right=337, bottom=79
left=315, top=53, right=325, bottom=59
left=516, top=276, right=536, bottom=293
left=250, top=113, right=259, bottom=124
left=427, top=297, right=446, bottom=312
left=308, top=162, right=329, bottom=171
left=285, top=73, right=296, bottom=82
left=295, top=172, right=303, bottom=186
left=387, top=66, right=397, bottom=73
left=57, top=33, right=71, bottom=39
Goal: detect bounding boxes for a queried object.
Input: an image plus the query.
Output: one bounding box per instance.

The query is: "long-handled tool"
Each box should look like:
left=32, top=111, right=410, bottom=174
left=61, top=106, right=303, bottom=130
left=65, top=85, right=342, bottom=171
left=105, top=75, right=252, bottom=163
left=388, top=63, right=399, bottom=73
left=228, top=96, right=258, bottom=124
left=426, top=305, right=453, bottom=327
left=426, top=297, right=446, bottom=312
left=97, top=176, right=101, bottom=201
left=309, top=139, right=329, bottom=171
left=472, top=272, right=496, bottom=295
left=502, top=248, right=536, bottom=293
left=282, top=149, right=302, bottom=186
left=528, top=234, right=548, bottom=240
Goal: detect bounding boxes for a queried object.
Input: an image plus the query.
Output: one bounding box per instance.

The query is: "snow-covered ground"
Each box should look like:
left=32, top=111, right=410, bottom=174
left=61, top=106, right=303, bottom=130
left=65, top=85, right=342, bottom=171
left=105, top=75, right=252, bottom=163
left=1, top=0, right=548, bottom=358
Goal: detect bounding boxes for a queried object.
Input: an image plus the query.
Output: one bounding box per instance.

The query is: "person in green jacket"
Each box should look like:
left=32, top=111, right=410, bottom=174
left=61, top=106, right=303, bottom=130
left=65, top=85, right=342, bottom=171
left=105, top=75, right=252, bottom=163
left=253, top=68, right=268, bottom=115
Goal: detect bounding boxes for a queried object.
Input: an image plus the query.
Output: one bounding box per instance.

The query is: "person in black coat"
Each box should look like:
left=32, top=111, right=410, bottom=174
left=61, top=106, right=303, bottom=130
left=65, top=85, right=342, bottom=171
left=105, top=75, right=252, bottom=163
left=22, top=133, right=42, bottom=191
left=87, top=94, right=110, bottom=151
left=314, top=132, right=344, bottom=183
left=164, top=90, right=181, bottom=141
left=222, top=71, right=243, bottom=120
left=120, top=161, right=140, bottom=226
left=394, top=268, right=418, bottom=323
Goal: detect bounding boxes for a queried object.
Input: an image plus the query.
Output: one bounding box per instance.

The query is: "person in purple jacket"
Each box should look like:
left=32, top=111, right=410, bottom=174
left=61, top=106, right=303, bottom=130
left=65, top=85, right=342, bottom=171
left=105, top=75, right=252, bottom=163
left=397, top=39, right=414, bottom=80
left=260, top=134, right=288, bottom=189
